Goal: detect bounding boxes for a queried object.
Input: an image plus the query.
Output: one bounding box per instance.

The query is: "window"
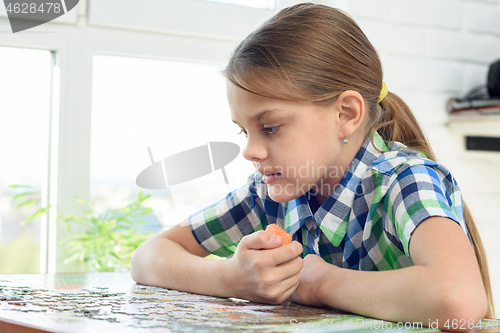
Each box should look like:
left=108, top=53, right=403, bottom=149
left=200, top=0, right=275, bottom=9
left=91, top=55, right=253, bottom=230
left=0, top=46, right=52, bottom=273
left=88, top=0, right=276, bottom=41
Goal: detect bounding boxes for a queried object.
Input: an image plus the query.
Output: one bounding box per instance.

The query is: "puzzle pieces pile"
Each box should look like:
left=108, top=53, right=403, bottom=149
left=0, top=272, right=346, bottom=332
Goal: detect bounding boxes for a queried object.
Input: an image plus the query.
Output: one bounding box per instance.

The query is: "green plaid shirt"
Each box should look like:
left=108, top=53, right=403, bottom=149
left=189, top=132, right=467, bottom=271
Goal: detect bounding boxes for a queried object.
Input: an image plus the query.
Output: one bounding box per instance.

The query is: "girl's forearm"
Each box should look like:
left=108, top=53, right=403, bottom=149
left=131, top=236, right=230, bottom=298
left=317, top=265, right=485, bottom=331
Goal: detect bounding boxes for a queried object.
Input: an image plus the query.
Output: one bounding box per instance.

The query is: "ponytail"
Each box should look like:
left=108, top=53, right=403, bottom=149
left=373, top=91, right=495, bottom=318
left=464, top=202, right=495, bottom=318
left=371, top=92, right=435, bottom=160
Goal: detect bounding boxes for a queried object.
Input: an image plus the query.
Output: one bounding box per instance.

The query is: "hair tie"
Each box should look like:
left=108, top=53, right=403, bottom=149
left=377, top=82, right=388, bottom=103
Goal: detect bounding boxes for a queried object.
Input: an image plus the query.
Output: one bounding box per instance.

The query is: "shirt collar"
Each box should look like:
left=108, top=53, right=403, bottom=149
left=284, top=131, right=389, bottom=246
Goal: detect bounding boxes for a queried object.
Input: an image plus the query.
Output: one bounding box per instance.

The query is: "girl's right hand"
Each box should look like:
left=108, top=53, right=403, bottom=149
left=223, top=230, right=304, bottom=304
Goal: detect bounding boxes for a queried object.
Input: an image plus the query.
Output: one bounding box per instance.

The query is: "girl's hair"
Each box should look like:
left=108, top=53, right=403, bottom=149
left=223, top=2, right=494, bottom=317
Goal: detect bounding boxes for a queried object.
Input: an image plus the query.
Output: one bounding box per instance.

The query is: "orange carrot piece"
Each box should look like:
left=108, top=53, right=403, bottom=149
left=265, top=224, right=293, bottom=245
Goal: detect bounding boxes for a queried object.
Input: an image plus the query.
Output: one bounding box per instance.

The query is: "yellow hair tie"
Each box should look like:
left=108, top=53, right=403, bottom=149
left=377, top=81, right=388, bottom=103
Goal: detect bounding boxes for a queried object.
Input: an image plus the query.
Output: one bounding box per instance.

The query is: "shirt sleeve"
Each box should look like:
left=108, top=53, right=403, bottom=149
left=188, top=172, right=270, bottom=257
left=385, top=161, right=468, bottom=258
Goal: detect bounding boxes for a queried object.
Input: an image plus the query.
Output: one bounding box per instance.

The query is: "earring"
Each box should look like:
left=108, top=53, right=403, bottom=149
left=343, top=137, right=349, bottom=144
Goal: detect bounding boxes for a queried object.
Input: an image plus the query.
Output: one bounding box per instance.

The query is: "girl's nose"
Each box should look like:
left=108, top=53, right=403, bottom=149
left=242, top=136, right=268, bottom=162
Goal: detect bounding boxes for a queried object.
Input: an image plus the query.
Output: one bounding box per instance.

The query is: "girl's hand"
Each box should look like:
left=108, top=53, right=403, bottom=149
left=224, top=230, right=303, bottom=304
left=289, top=254, right=335, bottom=307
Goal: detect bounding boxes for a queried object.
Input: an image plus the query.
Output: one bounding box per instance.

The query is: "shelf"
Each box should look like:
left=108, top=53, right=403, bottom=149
left=446, top=115, right=500, bottom=137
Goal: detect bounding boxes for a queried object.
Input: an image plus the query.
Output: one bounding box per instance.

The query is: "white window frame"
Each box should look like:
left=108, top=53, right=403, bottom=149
left=0, top=0, right=279, bottom=273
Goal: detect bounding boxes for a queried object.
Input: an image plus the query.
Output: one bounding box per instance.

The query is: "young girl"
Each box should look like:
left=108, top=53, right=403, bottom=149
left=131, top=3, right=494, bottom=329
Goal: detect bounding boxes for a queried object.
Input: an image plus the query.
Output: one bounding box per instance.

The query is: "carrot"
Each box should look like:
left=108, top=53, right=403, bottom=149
left=265, top=224, right=292, bottom=245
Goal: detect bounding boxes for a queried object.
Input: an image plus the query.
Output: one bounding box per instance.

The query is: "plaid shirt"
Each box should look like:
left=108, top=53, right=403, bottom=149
left=189, top=132, right=467, bottom=271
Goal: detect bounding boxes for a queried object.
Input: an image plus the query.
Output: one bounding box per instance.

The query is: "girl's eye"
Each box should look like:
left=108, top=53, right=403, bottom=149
left=263, top=126, right=279, bottom=134
left=237, top=128, right=248, bottom=137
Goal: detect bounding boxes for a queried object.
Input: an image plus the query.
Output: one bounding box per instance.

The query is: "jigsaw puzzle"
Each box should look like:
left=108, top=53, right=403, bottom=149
left=0, top=273, right=497, bottom=332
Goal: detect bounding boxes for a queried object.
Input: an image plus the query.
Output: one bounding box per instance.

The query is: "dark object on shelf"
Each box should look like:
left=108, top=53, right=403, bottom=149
left=447, top=59, right=500, bottom=115
left=466, top=136, right=500, bottom=152
left=461, top=59, right=500, bottom=100
left=488, top=60, right=500, bottom=98
left=446, top=99, right=500, bottom=115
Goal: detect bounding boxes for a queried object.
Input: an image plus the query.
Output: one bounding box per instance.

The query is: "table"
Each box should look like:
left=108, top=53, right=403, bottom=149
left=0, top=272, right=497, bottom=332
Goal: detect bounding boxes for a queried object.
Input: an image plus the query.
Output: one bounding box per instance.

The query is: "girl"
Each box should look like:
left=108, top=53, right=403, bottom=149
left=131, top=3, right=494, bottom=330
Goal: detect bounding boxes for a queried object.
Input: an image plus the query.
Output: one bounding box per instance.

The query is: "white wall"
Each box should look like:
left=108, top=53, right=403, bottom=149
left=0, top=0, right=499, bottom=316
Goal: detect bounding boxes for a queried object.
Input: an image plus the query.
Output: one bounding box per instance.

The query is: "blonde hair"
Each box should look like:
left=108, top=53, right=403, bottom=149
left=224, top=2, right=494, bottom=317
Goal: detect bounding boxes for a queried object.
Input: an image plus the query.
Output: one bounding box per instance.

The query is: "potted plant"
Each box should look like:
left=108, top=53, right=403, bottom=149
left=9, top=185, right=155, bottom=272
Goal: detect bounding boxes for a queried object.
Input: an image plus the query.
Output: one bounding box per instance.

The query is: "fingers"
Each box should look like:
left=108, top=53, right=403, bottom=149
left=266, top=241, right=303, bottom=266
left=239, top=230, right=284, bottom=250
left=239, top=232, right=302, bottom=267
left=274, top=256, right=304, bottom=286
left=273, top=277, right=301, bottom=304
left=282, top=279, right=301, bottom=302
left=278, top=264, right=302, bottom=302
left=263, top=256, right=303, bottom=303
left=261, top=264, right=302, bottom=304
left=232, top=231, right=305, bottom=304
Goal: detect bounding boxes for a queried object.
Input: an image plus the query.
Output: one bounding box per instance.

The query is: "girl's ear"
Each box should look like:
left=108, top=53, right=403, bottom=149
left=335, top=90, right=366, bottom=140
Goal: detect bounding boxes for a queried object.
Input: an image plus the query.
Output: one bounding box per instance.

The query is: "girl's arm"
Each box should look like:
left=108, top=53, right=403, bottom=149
left=131, top=219, right=304, bottom=303
left=290, top=216, right=488, bottom=332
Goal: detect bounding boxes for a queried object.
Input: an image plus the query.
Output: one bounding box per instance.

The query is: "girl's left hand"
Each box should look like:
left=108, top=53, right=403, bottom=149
left=289, top=254, right=336, bottom=307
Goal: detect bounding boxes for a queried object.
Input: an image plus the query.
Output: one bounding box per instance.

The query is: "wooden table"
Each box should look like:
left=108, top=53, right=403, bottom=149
left=0, top=272, right=497, bottom=332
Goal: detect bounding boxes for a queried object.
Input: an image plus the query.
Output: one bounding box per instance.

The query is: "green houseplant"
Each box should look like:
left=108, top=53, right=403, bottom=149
left=9, top=184, right=51, bottom=225
left=9, top=185, right=155, bottom=272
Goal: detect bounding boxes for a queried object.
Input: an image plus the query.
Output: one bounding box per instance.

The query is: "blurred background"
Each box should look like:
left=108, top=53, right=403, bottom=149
left=0, top=0, right=499, bottom=312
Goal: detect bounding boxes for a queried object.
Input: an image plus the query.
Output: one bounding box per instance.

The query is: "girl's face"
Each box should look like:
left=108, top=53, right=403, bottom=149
left=227, top=81, right=355, bottom=204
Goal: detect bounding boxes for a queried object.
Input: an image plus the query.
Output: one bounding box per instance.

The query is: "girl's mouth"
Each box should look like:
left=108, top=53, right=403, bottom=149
left=262, top=172, right=282, bottom=184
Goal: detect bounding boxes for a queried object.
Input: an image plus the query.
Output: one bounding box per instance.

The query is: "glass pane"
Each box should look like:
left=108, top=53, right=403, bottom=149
left=0, top=46, right=52, bottom=273
left=91, top=55, right=253, bottom=233
left=200, top=0, right=275, bottom=10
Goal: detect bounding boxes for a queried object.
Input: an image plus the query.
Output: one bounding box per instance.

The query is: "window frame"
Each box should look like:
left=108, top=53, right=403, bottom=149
left=0, top=0, right=278, bottom=273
